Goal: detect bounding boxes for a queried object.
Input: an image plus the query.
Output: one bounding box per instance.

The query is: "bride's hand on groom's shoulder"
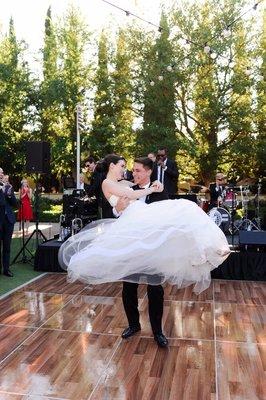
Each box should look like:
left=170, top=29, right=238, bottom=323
left=151, top=181, right=164, bottom=192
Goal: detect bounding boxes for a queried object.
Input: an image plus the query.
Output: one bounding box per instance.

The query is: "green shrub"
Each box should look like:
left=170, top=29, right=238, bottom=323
left=34, top=196, right=63, bottom=222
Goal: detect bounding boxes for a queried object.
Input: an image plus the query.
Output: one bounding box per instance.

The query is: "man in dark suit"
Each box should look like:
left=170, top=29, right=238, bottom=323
left=0, top=168, right=18, bottom=277
left=114, top=157, right=169, bottom=348
left=208, top=172, right=227, bottom=209
left=121, top=158, right=133, bottom=182
left=152, top=147, right=179, bottom=196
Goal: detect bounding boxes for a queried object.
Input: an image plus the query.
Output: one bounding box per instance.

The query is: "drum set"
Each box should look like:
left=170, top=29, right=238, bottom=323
left=199, top=184, right=262, bottom=235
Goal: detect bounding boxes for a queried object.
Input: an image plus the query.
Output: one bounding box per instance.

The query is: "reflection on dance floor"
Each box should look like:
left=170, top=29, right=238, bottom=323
left=0, top=274, right=265, bottom=399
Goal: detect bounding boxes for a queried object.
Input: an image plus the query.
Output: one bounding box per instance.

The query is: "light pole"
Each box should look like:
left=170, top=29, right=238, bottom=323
left=75, top=104, right=83, bottom=189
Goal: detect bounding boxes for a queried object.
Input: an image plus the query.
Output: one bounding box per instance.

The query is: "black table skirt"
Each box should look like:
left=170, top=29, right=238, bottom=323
left=34, top=239, right=64, bottom=272
left=34, top=239, right=266, bottom=281
left=211, top=251, right=266, bottom=281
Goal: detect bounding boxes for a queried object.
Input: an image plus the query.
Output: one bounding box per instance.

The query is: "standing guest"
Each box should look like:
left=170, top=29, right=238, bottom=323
left=208, top=173, right=227, bottom=209
left=17, top=179, right=33, bottom=233
left=121, top=157, right=133, bottom=182
left=152, top=147, right=179, bottom=196
left=2, top=175, right=10, bottom=184
left=79, top=174, right=90, bottom=193
left=85, top=161, right=106, bottom=218
left=147, top=152, right=156, bottom=163
left=84, top=157, right=96, bottom=184
left=0, top=168, right=18, bottom=277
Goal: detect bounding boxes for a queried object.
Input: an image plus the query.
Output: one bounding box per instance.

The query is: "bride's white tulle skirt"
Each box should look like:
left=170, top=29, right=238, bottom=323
left=58, top=199, right=230, bottom=293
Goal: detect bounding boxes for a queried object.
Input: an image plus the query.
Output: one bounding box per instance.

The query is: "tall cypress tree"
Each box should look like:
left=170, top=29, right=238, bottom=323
left=112, top=28, right=134, bottom=158
left=255, top=9, right=266, bottom=177
left=137, top=12, right=177, bottom=158
left=89, top=30, right=115, bottom=158
left=52, top=5, right=91, bottom=175
left=39, top=6, right=60, bottom=144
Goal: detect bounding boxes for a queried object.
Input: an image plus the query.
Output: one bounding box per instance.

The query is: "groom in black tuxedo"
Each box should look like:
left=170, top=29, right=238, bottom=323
left=115, top=157, right=169, bottom=347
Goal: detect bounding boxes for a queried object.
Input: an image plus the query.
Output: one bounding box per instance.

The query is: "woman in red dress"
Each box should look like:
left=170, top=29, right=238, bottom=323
left=17, top=179, right=33, bottom=233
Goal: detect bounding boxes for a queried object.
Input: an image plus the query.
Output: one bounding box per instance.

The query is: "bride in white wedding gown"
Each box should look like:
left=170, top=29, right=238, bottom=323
left=59, top=154, right=230, bottom=293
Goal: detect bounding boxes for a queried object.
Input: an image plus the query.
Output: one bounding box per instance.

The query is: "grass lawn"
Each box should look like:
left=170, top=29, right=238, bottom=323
left=0, top=237, right=44, bottom=297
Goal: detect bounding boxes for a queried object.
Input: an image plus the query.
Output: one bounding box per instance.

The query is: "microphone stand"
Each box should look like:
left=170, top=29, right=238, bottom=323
left=12, top=191, right=33, bottom=264
left=229, top=188, right=237, bottom=248
left=12, top=179, right=47, bottom=264
left=255, top=180, right=262, bottom=230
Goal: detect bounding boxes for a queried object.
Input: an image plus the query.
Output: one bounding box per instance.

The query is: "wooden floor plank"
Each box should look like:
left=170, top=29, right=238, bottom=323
left=80, top=282, right=147, bottom=298
left=140, top=299, right=214, bottom=339
left=0, top=394, right=27, bottom=399
left=42, top=296, right=128, bottom=334
left=215, top=303, right=266, bottom=343
left=163, top=281, right=213, bottom=302
left=0, top=329, right=120, bottom=400
left=214, top=280, right=266, bottom=305
left=217, top=342, right=266, bottom=400
left=20, top=273, right=86, bottom=295
left=90, top=337, right=216, bottom=400
left=0, top=292, right=73, bottom=328
left=0, top=393, right=57, bottom=399
left=0, top=325, right=36, bottom=363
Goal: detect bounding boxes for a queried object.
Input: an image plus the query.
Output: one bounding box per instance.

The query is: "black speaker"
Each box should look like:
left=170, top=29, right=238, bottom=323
left=239, top=231, right=266, bottom=251
left=26, top=141, right=50, bottom=174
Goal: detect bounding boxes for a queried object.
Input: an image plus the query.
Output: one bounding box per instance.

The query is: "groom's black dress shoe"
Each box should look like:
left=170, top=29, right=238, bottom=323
left=3, top=270, right=13, bottom=277
left=121, top=325, right=141, bottom=339
left=154, top=333, right=168, bottom=348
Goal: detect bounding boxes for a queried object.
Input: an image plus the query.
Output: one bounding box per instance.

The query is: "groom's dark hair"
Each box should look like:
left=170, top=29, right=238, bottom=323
left=134, top=157, right=154, bottom=171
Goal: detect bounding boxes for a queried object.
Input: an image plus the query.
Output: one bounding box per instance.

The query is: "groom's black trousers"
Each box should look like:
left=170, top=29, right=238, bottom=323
left=122, top=282, right=164, bottom=334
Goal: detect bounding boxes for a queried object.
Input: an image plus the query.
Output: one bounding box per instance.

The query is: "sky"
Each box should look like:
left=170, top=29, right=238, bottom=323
left=0, top=0, right=165, bottom=54
left=1, top=0, right=262, bottom=72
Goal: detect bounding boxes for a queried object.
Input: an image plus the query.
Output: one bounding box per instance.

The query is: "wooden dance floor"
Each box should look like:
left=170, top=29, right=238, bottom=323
left=0, top=274, right=265, bottom=399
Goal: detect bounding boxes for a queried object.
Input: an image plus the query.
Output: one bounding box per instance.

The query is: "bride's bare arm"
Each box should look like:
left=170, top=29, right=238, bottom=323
left=102, top=179, right=156, bottom=200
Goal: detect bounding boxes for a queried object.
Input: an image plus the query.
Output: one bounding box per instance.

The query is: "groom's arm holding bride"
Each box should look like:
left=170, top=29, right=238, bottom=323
left=113, top=196, right=130, bottom=217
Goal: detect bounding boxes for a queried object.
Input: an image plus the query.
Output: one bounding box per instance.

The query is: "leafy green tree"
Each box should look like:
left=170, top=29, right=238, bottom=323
left=111, top=28, right=134, bottom=158
left=171, top=0, right=258, bottom=184
left=221, top=21, right=254, bottom=181
left=39, top=6, right=61, bottom=144
left=89, top=30, right=115, bottom=158
left=41, top=5, right=92, bottom=176
left=136, top=12, right=177, bottom=158
left=0, top=18, right=34, bottom=175
left=254, top=9, right=266, bottom=178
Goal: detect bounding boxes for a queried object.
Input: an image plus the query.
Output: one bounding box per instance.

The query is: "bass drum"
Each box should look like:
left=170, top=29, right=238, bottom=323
left=208, top=207, right=231, bottom=232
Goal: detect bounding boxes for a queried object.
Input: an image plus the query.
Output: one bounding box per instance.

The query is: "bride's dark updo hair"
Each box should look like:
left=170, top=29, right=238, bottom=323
left=96, top=154, right=124, bottom=174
